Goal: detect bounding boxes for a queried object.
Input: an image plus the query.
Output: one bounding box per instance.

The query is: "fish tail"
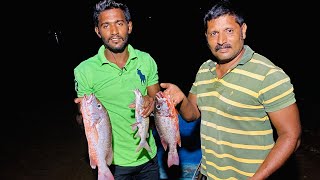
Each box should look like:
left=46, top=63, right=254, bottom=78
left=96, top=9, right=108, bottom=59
left=134, top=132, right=140, bottom=138
left=98, top=168, right=114, bottom=180
left=167, top=150, right=179, bottom=168
left=144, top=142, right=152, bottom=152
left=136, top=141, right=152, bottom=152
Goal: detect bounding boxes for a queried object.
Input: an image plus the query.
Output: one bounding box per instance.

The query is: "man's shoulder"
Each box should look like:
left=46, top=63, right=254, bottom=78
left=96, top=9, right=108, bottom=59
left=128, top=45, right=153, bottom=60
left=200, top=59, right=216, bottom=69
left=250, top=53, right=279, bottom=70
left=245, top=52, right=286, bottom=78
left=74, top=54, right=99, bottom=72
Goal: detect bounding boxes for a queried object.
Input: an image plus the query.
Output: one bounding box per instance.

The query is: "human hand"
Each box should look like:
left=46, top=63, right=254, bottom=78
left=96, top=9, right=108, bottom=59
left=74, top=97, right=83, bottom=126
left=160, top=83, right=185, bottom=106
left=74, top=97, right=83, bottom=104
left=141, top=95, right=155, bottom=118
left=128, top=95, right=154, bottom=118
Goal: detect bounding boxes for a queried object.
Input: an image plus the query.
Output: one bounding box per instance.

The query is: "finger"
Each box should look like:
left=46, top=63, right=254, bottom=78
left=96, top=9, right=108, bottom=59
left=172, top=98, right=176, bottom=106
left=128, top=103, right=135, bottom=108
left=163, top=88, right=172, bottom=95
left=74, top=98, right=82, bottom=104
left=150, top=100, right=155, bottom=108
left=142, top=103, right=154, bottom=117
left=143, top=108, right=152, bottom=118
left=144, top=101, right=150, bottom=108
left=160, top=83, right=169, bottom=89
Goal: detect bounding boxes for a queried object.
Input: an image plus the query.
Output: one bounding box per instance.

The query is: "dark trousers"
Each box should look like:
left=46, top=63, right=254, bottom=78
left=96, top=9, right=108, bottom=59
left=109, top=156, right=160, bottom=180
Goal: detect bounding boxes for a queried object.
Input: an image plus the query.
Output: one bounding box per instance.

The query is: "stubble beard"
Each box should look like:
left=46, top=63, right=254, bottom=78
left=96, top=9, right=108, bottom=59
left=103, top=35, right=129, bottom=53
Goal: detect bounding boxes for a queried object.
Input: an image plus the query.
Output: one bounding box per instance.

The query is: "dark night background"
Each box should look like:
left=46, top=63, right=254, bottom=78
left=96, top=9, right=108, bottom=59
left=2, top=0, right=319, bottom=179
left=43, top=0, right=317, bottom=128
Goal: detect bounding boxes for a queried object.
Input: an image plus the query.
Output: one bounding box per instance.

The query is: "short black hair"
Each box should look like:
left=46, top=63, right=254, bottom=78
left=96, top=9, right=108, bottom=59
left=203, top=0, right=245, bottom=31
left=93, top=0, right=131, bottom=27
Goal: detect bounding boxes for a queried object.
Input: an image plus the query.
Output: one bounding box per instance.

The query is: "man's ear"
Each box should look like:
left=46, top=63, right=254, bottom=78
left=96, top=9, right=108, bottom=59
left=95, top=27, right=101, bottom=38
left=128, top=21, right=133, bottom=34
left=241, top=23, right=247, bottom=40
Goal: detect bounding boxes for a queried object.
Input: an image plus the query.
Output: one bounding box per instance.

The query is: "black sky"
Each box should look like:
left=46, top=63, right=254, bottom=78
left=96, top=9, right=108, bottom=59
left=41, top=0, right=318, bottom=127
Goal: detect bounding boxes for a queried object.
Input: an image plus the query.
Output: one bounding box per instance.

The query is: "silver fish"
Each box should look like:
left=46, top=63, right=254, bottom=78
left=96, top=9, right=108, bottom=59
left=154, top=91, right=181, bottom=167
left=80, top=94, right=114, bottom=180
left=132, top=89, right=152, bottom=152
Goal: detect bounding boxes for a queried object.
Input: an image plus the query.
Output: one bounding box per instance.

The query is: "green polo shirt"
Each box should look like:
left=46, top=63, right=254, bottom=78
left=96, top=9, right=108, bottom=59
left=74, top=44, right=158, bottom=166
left=191, top=45, right=296, bottom=179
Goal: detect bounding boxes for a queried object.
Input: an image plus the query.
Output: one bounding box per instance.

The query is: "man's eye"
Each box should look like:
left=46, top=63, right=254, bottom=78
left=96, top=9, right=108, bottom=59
left=226, top=29, right=233, bottom=33
left=209, top=32, right=216, bottom=36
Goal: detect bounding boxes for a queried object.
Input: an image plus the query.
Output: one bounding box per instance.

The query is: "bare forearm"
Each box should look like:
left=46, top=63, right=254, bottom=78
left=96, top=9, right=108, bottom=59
left=179, top=96, right=200, bottom=121
left=250, top=135, right=301, bottom=179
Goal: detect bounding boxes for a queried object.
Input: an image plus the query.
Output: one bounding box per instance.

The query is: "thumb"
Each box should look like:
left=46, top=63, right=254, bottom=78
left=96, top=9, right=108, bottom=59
left=74, top=98, right=82, bottom=104
left=160, top=83, right=169, bottom=89
left=128, top=103, right=135, bottom=109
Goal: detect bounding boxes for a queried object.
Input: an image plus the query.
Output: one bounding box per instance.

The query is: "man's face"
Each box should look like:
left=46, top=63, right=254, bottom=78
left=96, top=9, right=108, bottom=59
left=205, top=15, right=246, bottom=63
left=95, top=8, right=132, bottom=53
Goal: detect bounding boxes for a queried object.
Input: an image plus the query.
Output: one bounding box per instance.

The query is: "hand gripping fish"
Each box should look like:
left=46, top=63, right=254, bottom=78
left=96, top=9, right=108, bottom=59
left=154, top=91, right=181, bottom=168
left=80, top=94, right=114, bottom=180
left=131, top=89, right=152, bottom=152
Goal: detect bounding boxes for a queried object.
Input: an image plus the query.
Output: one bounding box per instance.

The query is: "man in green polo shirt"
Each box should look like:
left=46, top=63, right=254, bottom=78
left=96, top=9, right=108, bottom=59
left=160, top=1, right=301, bottom=180
left=73, top=0, right=160, bottom=179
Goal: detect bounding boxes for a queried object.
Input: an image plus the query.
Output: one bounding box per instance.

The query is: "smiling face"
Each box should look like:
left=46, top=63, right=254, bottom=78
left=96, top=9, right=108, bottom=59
left=205, top=14, right=247, bottom=64
left=95, top=8, right=132, bottom=53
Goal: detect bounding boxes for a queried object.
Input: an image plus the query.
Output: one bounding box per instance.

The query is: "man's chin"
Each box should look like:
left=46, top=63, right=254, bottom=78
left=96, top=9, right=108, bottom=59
left=106, top=45, right=126, bottom=53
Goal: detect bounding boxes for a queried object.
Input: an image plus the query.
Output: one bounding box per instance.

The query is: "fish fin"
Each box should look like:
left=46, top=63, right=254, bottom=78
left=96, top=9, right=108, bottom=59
left=144, top=142, right=152, bottom=152
left=177, top=137, right=182, bottom=147
left=106, top=150, right=113, bottom=166
left=98, top=167, right=114, bottom=180
left=89, top=156, right=97, bottom=169
left=134, top=131, right=140, bottom=138
left=161, top=140, right=168, bottom=151
left=167, top=150, right=179, bottom=168
left=131, top=123, right=138, bottom=131
left=176, top=132, right=182, bottom=147
left=135, top=145, right=142, bottom=152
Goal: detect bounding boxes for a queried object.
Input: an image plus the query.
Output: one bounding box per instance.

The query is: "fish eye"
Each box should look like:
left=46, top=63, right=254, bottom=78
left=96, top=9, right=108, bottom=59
left=156, top=104, right=160, bottom=109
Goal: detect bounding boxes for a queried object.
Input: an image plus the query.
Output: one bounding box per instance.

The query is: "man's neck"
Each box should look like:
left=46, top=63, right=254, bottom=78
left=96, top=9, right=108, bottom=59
left=216, top=48, right=245, bottom=78
left=105, top=49, right=129, bottom=69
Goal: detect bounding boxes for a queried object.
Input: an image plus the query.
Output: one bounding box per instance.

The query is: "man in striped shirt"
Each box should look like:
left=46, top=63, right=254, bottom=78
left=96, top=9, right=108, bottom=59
left=160, top=1, right=301, bottom=179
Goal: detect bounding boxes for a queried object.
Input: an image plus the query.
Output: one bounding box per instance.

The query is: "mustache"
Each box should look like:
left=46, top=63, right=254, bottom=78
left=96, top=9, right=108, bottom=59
left=215, top=44, right=231, bottom=52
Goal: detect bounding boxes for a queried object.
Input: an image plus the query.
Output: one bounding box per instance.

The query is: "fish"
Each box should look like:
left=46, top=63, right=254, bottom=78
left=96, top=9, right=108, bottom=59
left=80, top=93, right=114, bottom=180
left=154, top=91, right=181, bottom=168
left=131, top=89, right=152, bottom=152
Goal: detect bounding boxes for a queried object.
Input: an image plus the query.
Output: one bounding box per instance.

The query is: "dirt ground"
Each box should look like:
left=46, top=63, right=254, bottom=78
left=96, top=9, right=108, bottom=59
left=1, top=101, right=319, bottom=180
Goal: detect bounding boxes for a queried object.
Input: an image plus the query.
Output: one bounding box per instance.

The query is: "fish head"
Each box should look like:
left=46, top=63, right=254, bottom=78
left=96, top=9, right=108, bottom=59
left=133, top=89, right=144, bottom=107
left=154, top=91, right=173, bottom=117
left=81, top=94, right=108, bottom=123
